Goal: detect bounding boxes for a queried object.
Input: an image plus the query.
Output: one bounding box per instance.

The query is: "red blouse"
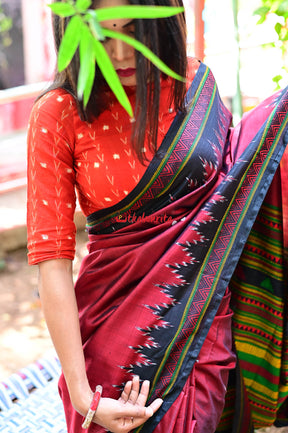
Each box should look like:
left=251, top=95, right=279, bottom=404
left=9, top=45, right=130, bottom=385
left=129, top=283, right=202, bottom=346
left=27, top=59, right=199, bottom=265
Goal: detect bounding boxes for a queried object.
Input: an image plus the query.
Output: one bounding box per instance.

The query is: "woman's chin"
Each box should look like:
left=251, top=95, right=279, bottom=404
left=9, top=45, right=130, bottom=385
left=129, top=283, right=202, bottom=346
left=119, top=76, right=137, bottom=87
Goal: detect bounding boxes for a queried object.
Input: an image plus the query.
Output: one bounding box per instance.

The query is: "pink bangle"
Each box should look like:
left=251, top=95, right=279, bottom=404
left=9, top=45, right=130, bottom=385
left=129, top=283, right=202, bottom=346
left=82, top=385, right=103, bottom=429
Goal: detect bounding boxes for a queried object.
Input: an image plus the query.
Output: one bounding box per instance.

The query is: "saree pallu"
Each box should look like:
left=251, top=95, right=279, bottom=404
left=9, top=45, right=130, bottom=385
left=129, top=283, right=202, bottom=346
left=58, top=63, right=288, bottom=432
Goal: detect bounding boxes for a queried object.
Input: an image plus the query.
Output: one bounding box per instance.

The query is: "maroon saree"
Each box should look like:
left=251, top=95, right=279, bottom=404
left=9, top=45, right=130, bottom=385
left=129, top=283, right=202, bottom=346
left=58, top=63, right=288, bottom=432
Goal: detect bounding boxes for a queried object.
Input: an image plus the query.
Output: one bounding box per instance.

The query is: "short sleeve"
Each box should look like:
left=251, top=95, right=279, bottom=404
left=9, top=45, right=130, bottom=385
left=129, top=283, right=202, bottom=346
left=27, top=90, right=77, bottom=265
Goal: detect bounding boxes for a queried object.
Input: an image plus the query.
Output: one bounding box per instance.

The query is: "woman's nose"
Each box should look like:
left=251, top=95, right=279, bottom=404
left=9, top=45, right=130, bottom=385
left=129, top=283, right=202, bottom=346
left=111, top=39, right=132, bottom=61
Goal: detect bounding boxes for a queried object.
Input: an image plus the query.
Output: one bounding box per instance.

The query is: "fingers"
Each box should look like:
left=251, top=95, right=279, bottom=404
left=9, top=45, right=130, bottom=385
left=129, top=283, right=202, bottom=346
left=135, top=379, right=150, bottom=407
left=120, top=389, right=163, bottom=419
left=116, top=376, right=163, bottom=429
left=127, top=376, right=140, bottom=404
left=134, top=379, right=163, bottom=415
left=119, top=380, right=132, bottom=403
left=120, top=376, right=142, bottom=405
left=117, top=397, right=163, bottom=431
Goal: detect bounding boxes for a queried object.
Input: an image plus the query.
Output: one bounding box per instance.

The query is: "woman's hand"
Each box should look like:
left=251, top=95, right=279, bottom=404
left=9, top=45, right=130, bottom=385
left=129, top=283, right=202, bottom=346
left=93, top=376, right=163, bottom=433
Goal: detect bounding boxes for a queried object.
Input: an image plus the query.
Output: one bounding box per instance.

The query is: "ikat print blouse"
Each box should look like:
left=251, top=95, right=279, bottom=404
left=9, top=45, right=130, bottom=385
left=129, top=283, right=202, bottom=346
left=27, top=59, right=199, bottom=265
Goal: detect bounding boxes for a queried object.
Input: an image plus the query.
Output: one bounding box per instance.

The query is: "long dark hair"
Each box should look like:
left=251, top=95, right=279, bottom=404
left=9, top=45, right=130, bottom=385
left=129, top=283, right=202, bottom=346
left=51, top=0, right=187, bottom=163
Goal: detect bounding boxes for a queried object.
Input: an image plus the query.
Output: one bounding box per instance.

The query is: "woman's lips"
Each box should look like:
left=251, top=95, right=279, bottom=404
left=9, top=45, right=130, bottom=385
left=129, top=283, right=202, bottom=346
left=116, top=68, right=136, bottom=77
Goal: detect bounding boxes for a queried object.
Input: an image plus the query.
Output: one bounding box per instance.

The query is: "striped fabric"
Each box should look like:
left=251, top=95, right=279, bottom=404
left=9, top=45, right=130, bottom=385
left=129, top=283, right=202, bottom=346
left=218, top=164, right=288, bottom=431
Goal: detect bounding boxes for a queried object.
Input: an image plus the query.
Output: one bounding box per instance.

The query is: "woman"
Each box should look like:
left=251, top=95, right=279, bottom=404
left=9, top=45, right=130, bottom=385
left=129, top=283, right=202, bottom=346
left=27, top=0, right=288, bottom=432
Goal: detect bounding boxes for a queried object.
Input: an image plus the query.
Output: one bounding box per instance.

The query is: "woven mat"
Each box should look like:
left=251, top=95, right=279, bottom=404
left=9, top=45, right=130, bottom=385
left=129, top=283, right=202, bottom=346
left=0, top=354, right=67, bottom=433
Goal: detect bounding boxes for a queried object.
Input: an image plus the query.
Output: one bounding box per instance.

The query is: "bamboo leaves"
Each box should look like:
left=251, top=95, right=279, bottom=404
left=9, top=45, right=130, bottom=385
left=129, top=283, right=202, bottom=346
left=78, top=24, right=95, bottom=106
left=57, top=15, right=83, bottom=71
left=102, top=28, right=185, bottom=82
left=95, top=5, right=184, bottom=21
left=76, top=0, right=92, bottom=12
left=254, top=0, right=288, bottom=89
left=93, top=37, right=133, bottom=116
left=49, top=1, right=77, bottom=17
left=48, top=1, right=185, bottom=115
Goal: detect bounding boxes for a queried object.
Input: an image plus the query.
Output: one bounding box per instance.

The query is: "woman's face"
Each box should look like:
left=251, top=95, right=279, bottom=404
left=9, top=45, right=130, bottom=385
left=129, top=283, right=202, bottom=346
left=97, top=0, right=137, bottom=86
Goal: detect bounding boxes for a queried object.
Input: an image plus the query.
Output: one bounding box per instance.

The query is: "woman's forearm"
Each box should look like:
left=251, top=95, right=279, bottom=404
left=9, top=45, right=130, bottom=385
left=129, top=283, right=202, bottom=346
left=38, top=258, right=163, bottom=432
left=38, top=258, right=92, bottom=414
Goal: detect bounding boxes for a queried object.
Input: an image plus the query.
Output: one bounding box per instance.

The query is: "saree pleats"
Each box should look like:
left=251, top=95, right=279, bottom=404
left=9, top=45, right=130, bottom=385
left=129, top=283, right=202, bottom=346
left=58, top=64, right=288, bottom=433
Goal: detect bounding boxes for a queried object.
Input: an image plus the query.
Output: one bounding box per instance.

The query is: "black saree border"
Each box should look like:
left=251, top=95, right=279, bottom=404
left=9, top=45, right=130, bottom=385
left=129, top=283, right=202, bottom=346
left=86, top=63, right=211, bottom=231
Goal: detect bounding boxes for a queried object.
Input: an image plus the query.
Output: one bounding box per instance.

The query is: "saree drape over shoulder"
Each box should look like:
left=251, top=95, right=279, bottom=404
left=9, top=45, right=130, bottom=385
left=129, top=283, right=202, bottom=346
left=58, top=64, right=288, bottom=432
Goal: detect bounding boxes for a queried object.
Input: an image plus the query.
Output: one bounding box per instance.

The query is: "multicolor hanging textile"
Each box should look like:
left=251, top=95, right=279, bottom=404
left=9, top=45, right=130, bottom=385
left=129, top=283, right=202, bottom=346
left=58, top=63, right=288, bottom=432
left=216, top=104, right=288, bottom=432
left=217, top=161, right=288, bottom=432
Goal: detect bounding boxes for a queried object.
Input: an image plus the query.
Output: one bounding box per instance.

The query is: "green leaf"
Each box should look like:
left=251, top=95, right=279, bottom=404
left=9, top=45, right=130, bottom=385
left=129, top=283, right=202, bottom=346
left=78, top=25, right=95, bottom=105
left=102, top=28, right=185, bottom=82
left=272, top=74, right=283, bottom=91
left=270, top=1, right=281, bottom=13
left=58, top=15, right=82, bottom=71
left=256, top=15, right=267, bottom=25
left=253, top=6, right=269, bottom=24
left=86, top=10, right=105, bottom=40
left=96, top=5, right=184, bottom=22
left=93, top=38, right=133, bottom=116
left=274, top=1, right=288, bottom=17
left=253, top=6, right=270, bottom=17
left=272, top=74, right=283, bottom=83
left=76, top=0, right=92, bottom=12
left=0, top=16, right=12, bottom=32
left=48, top=2, right=76, bottom=17
left=275, top=22, right=282, bottom=35
left=78, top=27, right=92, bottom=97
left=82, top=62, right=95, bottom=108
left=282, top=28, right=288, bottom=41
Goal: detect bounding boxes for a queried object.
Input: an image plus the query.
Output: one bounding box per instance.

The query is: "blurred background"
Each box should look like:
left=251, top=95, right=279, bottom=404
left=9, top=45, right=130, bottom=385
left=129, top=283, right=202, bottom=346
left=0, top=0, right=287, bottom=380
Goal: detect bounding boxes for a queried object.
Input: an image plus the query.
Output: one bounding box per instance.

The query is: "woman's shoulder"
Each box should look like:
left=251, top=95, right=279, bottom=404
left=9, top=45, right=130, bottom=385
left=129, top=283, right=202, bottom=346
left=29, top=87, right=79, bottom=135
left=31, top=87, right=78, bottom=119
left=28, top=87, right=79, bottom=149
